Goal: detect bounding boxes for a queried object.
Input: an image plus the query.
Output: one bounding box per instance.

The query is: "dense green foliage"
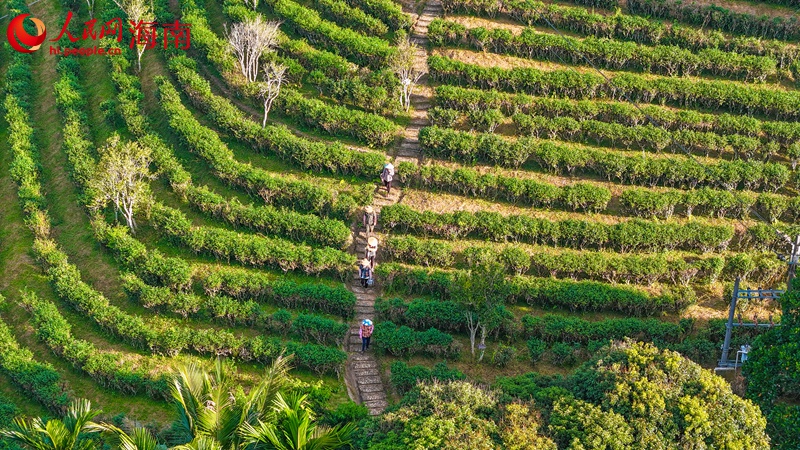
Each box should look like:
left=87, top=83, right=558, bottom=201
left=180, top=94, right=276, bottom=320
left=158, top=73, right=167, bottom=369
left=439, top=0, right=799, bottom=68
left=265, top=0, right=397, bottom=68
left=367, top=342, right=767, bottom=449
left=419, top=125, right=791, bottom=192
left=429, top=55, right=800, bottom=120
left=435, top=85, right=800, bottom=151
left=429, top=19, right=777, bottom=82
left=382, top=234, right=783, bottom=285
left=380, top=203, right=740, bottom=253
left=745, top=280, right=800, bottom=449
left=157, top=77, right=367, bottom=219
left=377, top=263, right=692, bottom=315
left=0, top=302, right=68, bottom=413
left=199, top=266, right=356, bottom=318
left=20, top=291, right=170, bottom=399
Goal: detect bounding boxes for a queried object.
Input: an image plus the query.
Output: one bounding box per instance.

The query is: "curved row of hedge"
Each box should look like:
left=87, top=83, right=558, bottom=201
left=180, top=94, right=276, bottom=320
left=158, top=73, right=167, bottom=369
left=429, top=19, right=778, bottom=82
left=279, top=37, right=355, bottom=78
left=521, top=314, right=686, bottom=344
left=2, top=9, right=69, bottom=411
left=432, top=103, right=786, bottom=161
left=395, top=160, right=800, bottom=223
left=627, top=0, right=800, bottom=41
left=380, top=203, right=740, bottom=253
left=397, top=161, right=611, bottom=212
left=277, top=38, right=400, bottom=115
left=428, top=55, right=800, bottom=120
left=341, top=0, right=411, bottom=30
left=375, top=297, right=691, bottom=345
left=419, top=126, right=791, bottom=192
left=434, top=85, right=800, bottom=150
left=106, top=47, right=354, bottom=250
left=34, top=236, right=346, bottom=374
left=375, top=263, right=693, bottom=315
left=313, top=0, right=389, bottom=36
left=509, top=113, right=783, bottom=161
left=219, top=0, right=400, bottom=115
left=0, top=305, right=68, bottom=413
left=149, top=202, right=354, bottom=277
left=157, top=77, right=367, bottom=219
left=20, top=291, right=170, bottom=400
left=277, top=88, right=400, bottom=147
left=619, top=187, right=800, bottom=223
left=265, top=0, right=397, bottom=69
left=199, top=265, right=355, bottom=318
left=56, top=41, right=347, bottom=375
left=123, top=274, right=348, bottom=347
left=170, top=55, right=391, bottom=173
left=372, top=321, right=461, bottom=358
left=438, top=0, right=799, bottom=67
left=382, top=235, right=786, bottom=285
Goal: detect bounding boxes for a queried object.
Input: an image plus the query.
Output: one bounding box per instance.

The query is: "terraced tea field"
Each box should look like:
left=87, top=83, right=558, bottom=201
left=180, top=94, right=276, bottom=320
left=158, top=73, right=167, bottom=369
left=0, top=0, right=797, bottom=444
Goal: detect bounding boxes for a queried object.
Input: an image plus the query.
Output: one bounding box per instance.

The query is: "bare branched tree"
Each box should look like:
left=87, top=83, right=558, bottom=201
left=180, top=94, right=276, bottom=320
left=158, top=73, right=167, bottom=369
left=86, top=0, right=96, bottom=19
left=390, top=37, right=425, bottom=112
left=258, top=62, right=287, bottom=127
left=115, top=0, right=155, bottom=71
left=226, top=17, right=281, bottom=83
left=243, top=0, right=259, bottom=10
left=89, top=135, right=155, bottom=233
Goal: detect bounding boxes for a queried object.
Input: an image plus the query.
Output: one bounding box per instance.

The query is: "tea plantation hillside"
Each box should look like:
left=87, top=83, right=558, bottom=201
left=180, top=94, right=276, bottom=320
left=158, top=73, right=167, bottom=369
left=0, top=0, right=797, bottom=445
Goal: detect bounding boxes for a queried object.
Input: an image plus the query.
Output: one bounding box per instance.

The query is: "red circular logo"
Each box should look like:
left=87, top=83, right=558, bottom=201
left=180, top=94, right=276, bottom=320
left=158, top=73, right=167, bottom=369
left=7, top=14, right=47, bottom=53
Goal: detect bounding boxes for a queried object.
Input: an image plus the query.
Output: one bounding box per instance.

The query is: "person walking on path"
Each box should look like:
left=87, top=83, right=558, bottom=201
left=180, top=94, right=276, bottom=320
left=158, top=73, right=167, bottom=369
left=380, top=163, right=394, bottom=195
left=363, top=205, right=377, bottom=237
left=359, top=258, right=373, bottom=288
left=360, top=319, right=374, bottom=352
left=365, top=236, right=378, bottom=268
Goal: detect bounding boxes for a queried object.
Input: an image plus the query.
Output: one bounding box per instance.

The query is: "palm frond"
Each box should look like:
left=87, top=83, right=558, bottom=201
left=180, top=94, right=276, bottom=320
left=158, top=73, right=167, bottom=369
left=171, top=436, right=224, bottom=450
left=91, top=423, right=159, bottom=450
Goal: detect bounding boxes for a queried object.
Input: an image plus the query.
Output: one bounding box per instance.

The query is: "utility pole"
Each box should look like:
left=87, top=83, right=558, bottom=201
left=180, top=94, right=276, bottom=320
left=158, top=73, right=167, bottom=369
left=719, top=277, right=740, bottom=365
left=716, top=279, right=782, bottom=371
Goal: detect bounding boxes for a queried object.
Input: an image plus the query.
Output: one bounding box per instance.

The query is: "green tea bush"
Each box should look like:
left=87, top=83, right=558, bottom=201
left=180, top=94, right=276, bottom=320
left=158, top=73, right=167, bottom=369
left=429, top=55, right=800, bottom=120
left=200, top=266, right=356, bottom=317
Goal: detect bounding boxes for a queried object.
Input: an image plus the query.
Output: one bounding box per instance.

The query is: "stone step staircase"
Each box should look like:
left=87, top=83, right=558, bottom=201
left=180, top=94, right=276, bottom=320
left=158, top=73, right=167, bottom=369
left=343, top=0, right=442, bottom=417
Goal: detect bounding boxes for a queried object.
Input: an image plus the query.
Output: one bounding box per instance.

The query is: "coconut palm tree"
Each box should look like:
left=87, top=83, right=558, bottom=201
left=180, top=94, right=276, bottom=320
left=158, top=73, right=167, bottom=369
left=0, top=399, right=103, bottom=450
left=3, top=356, right=355, bottom=450
left=238, top=391, right=355, bottom=450
left=95, top=424, right=160, bottom=450
left=170, top=356, right=292, bottom=449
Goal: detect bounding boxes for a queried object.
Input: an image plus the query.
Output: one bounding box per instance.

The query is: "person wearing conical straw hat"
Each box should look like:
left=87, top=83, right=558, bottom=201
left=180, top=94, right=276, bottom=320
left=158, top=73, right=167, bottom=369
left=360, top=319, right=374, bottom=352
left=359, top=258, right=373, bottom=288
left=363, top=205, right=377, bottom=237
left=365, top=236, right=378, bottom=268
left=380, top=163, right=394, bottom=195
